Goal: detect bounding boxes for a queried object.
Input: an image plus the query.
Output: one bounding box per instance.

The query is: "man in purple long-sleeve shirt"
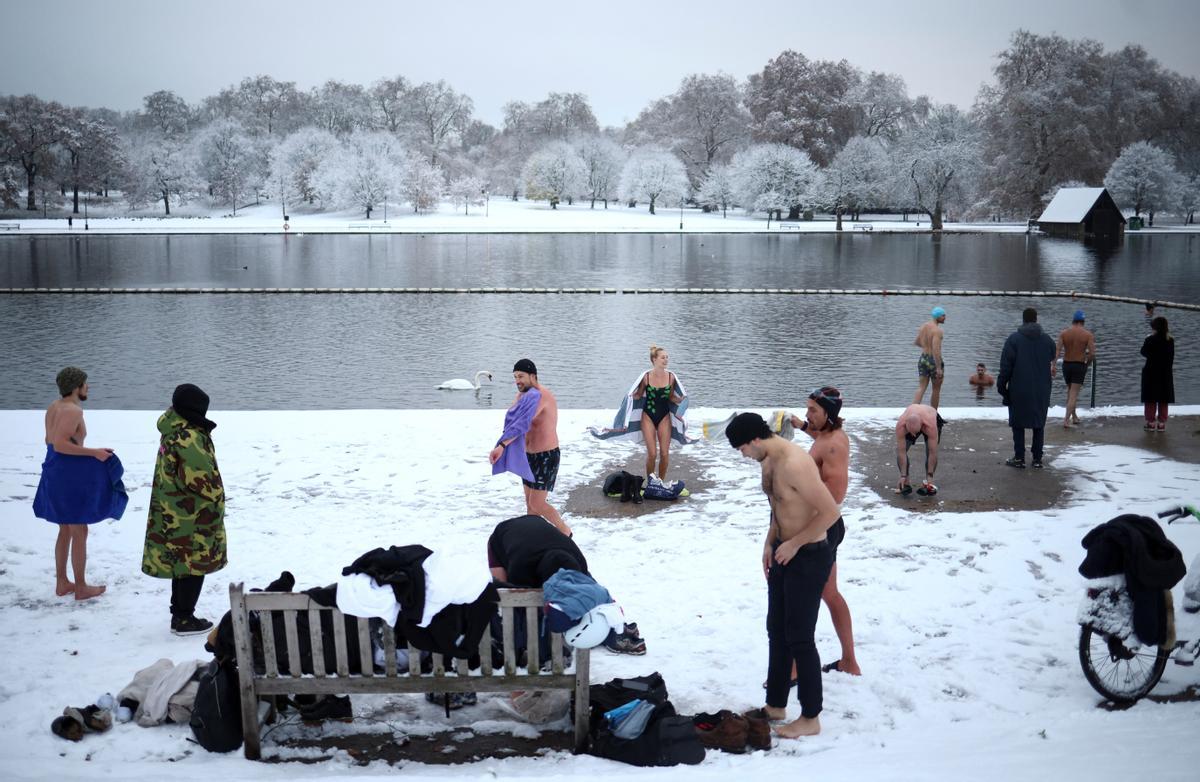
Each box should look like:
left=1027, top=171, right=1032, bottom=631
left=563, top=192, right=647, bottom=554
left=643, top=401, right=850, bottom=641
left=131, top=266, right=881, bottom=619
left=489, top=359, right=570, bottom=536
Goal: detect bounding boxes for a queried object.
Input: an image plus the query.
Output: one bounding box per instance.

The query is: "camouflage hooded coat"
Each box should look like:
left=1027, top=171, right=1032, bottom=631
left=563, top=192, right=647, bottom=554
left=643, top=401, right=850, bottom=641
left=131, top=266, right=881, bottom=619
left=142, top=408, right=227, bottom=578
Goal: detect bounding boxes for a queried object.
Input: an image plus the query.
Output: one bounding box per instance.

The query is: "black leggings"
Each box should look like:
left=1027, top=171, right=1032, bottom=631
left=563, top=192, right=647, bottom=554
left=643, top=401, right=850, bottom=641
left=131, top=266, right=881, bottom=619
left=765, top=541, right=834, bottom=718
left=170, top=574, right=205, bottom=618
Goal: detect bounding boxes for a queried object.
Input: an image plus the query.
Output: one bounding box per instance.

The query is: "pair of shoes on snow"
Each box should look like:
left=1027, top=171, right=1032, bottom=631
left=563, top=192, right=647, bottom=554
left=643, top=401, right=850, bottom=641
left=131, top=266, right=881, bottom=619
left=916, top=481, right=938, bottom=496
left=693, top=709, right=770, bottom=753
left=300, top=694, right=353, bottom=724
left=603, top=630, right=646, bottom=655
left=171, top=614, right=214, bottom=636
left=52, top=705, right=112, bottom=741
left=424, top=691, right=477, bottom=710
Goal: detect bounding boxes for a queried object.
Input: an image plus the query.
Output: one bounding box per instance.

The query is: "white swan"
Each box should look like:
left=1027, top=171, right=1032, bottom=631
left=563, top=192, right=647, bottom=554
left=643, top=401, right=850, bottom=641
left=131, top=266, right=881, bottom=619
left=437, top=370, right=493, bottom=391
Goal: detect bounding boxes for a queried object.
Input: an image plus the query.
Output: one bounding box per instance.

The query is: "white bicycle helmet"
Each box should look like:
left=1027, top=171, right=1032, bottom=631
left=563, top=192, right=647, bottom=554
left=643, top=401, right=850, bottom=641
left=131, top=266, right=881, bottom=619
left=563, top=606, right=611, bottom=649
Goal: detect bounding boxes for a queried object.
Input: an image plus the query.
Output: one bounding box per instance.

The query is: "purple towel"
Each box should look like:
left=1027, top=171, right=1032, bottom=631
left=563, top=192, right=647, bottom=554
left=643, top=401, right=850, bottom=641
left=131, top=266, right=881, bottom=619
left=492, top=388, right=541, bottom=483
left=33, top=444, right=128, bottom=525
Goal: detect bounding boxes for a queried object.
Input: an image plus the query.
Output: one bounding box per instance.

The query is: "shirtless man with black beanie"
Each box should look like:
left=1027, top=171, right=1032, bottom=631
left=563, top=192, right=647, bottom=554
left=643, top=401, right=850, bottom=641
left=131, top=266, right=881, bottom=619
left=728, top=412, right=840, bottom=738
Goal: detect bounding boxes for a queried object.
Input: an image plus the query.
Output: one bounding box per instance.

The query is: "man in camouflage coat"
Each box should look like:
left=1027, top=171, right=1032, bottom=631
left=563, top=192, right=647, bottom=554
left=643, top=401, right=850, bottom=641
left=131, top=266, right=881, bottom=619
left=143, top=384, right=227, bottom=636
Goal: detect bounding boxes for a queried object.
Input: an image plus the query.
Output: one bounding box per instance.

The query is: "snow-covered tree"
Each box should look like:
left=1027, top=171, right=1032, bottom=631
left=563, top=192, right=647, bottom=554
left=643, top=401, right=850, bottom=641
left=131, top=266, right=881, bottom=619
left=314, top=131, right=405, bottom=218
left=618, top=148, right=689, bottom=215
left=575, top=135, right=624, bottom=208
left=823, top=136, right=891, bottom=227
left=1103, top=141, right=1183, bottom=225
left=896, top=105, right=980, bottom=230
left=847, top=72, right=913, bottom=141
left=729, top=143, right=821, bottom=221
left=1178, top=175, right=1199, bottom=225
left=59, top=110, right=124, bottom=214
left=975, top=31, right=1188, bottom=216
left=745, top=50, right=859, bottom=166
left=194, top=119, right=266, bottom=213
left=447, top=175, right=486, bottom=215
left=369, top=75, right=411, bottom=133
left=269, top=127, right=339, bottom=209
left=522, top=141, right=586, bottom=209
left=309, top=81, right=373, bottom=137
left=124, top=135, right=199, bottom=215
left=401, top=156, right=444, bottom=213
left=139, top=90, right=191, bottom=137
left=697, top=163, right=736, bottom=217
left=626, top=73, right=750, bottom=184
left=407, top=80, right=473, bottom=165
left=0, top=94, right=67, bottom=210
left=0, top=162, right=19, bottom=208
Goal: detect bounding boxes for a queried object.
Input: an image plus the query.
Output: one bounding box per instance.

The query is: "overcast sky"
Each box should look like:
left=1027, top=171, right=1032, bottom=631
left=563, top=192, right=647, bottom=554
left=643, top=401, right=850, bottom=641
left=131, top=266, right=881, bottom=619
left=4, top=0, right=1197, bottom=127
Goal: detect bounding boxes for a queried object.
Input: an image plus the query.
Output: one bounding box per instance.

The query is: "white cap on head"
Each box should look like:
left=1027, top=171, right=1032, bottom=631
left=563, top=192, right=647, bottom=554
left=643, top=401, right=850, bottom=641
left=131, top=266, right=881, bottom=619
left=563, top=606, right=612, bottom=649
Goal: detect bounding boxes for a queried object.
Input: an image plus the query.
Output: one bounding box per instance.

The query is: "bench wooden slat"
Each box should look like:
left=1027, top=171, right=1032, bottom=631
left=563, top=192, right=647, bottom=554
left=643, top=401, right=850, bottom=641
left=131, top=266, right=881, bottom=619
left=251, top=674, right=580, bottom=696
left=331, top=611, right=350, bottom=677
left=407, top=642, right=419, bottom=676
left=308, top=608, right=326, bottom=676
left=382, top=627, right=397, bottom=677
left=356, top=619, right=373, bottom=677
left=573, top=647, right=590, bottom=750
left=502, top=606, right=517, bottom=676
left=229, top=583, right=263, bottom=760
left=525, top=606, right=540, bottom=674
left=261, top=612, right=279, bottom=678
left=551, top=632, right=564, bottom=675
left=283, top=610, right=302, bottom=677
left=478, top=625, right=493, bottom=676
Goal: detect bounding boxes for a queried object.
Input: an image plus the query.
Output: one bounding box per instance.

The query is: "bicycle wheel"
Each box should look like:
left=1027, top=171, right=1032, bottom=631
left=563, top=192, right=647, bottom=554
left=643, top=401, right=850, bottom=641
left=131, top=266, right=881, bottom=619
left=1078, top=625, right=1169, bottom=703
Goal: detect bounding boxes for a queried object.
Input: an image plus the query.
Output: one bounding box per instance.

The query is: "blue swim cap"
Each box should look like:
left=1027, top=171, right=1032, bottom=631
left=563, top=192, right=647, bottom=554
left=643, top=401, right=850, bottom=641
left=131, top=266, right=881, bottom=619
left=1073, top=310, right=1085, bottom=322
left=931, top=307, right=946, bottom=319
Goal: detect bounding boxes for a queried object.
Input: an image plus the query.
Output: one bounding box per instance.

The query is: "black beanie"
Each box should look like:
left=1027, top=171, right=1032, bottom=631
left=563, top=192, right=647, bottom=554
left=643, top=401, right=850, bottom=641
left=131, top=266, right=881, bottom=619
left=513, top=358, right=537, bottom=375
left=726, top=412, right=773, bottom=449
left=172, top=383, right=216, bottom=432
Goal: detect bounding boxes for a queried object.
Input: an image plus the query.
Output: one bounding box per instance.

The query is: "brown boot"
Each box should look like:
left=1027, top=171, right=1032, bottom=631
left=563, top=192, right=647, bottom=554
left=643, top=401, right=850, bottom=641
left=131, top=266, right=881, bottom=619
left=741, top=708, right=771, bottom=750
left=693, top=710, right=749, bottom=754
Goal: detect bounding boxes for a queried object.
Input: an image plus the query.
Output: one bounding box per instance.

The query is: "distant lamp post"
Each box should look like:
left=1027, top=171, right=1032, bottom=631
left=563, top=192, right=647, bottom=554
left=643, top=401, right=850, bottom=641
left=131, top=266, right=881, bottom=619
left=84, top=195, right=89, bottom=231
left=383, top=192, right=388, bottom=223
left=679, top=202, right=684, bottom=231
left=483, top=187, right=489, bottom=218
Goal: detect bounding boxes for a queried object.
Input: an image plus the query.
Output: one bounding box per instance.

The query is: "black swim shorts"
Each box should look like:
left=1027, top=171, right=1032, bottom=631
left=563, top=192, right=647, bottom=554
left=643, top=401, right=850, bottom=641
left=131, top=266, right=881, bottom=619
left=827, top=516, right=846, bottom=562
left=523, top=448, right=560, bottom=491
left=1062, top=361, right=1087, bottom=385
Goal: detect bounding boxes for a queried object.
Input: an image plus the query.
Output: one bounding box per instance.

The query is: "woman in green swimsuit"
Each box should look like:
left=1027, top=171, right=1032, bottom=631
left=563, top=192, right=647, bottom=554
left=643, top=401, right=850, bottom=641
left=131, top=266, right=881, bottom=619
left=632, top=345, right=685, bottom=481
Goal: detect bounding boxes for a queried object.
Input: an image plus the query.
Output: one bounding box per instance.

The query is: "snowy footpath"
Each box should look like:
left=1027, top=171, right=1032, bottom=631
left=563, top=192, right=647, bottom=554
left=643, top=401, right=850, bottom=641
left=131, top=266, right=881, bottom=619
left=1, top=407, right=1198, bottom=781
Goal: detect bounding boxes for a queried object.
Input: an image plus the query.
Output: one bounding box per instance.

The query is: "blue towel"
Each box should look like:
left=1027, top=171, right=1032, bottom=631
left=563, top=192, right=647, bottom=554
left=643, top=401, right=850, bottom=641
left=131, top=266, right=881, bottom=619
left=33, top=445, right=128, bottom=525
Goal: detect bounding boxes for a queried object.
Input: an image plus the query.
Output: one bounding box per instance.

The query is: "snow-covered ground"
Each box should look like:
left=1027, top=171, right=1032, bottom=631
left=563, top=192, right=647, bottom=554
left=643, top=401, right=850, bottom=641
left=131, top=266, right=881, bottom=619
left=0, top=198, right=1048, bottom=235
left=2, top=406, right=1199, bottom=781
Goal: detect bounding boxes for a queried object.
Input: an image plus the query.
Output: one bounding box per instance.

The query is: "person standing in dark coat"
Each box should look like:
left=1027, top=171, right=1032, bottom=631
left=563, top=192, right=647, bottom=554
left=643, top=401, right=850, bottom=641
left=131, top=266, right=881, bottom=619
left=1140, top=316, right=1175, bottom=432
left=998, top=308, right=1057, bottom=469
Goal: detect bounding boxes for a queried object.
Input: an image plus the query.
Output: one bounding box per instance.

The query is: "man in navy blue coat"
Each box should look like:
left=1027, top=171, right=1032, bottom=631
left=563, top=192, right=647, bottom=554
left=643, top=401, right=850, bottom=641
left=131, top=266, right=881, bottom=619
left=998, top=308, right=1057, bottom=469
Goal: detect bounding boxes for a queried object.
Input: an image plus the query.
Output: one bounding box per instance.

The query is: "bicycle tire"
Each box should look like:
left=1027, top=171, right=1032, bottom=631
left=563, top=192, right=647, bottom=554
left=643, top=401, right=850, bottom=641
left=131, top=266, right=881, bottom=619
left=1078, top=625, right=1168, bottom=703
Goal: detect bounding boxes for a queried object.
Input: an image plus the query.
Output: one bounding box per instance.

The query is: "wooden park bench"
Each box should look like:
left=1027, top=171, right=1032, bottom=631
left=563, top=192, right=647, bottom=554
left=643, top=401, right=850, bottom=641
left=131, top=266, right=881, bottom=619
left=854, top=223, right=874, bottom=232
left=0, top=222, right=19, bottom=231
left=228, top=583, right=591, bottom=760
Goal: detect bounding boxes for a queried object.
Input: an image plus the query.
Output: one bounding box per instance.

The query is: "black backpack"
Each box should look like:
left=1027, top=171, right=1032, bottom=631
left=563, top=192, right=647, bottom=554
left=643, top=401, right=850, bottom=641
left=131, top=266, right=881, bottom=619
left=190, top=658, right=243, bottom=753
left=587, top=672, right=704, bottom=767
left=602, top=471, right=644, bottom=503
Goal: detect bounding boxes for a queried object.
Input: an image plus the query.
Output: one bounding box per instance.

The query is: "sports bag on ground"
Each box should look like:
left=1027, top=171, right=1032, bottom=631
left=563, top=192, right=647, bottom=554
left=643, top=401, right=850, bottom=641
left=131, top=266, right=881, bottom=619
left=189, top=658, right=243, bottom=753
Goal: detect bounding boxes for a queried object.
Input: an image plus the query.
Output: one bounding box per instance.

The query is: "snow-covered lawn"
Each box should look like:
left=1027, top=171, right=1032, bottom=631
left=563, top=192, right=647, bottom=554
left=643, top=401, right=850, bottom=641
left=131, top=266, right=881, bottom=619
left=0, top=197, right=1037, bottom=235
left=1, top=407, right=1198, bottom=781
